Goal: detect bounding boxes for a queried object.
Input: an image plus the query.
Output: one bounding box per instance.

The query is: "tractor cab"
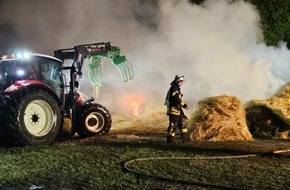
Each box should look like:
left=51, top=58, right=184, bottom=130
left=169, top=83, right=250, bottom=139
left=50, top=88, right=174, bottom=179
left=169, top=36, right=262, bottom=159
left=0, top=53, right=64, bottom=99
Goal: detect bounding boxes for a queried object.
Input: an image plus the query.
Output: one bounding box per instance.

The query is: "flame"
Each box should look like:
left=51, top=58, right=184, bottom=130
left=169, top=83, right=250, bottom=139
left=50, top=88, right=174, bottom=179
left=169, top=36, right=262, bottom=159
left=131, top=101, right=142, bottom=116
left=124, top=94, right=144, bottom=116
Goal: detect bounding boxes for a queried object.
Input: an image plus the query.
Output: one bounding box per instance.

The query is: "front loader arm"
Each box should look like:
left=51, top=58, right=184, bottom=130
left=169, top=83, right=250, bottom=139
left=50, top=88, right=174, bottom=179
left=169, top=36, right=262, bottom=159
left=54, top=42, right=134, bottom=87
left=55, top=42, right=134, bottom=135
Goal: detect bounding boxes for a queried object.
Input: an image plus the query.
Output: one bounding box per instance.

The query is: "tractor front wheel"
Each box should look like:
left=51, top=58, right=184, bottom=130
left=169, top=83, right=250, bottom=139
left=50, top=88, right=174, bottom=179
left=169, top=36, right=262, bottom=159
left=76, top=103, right=112, bottom=138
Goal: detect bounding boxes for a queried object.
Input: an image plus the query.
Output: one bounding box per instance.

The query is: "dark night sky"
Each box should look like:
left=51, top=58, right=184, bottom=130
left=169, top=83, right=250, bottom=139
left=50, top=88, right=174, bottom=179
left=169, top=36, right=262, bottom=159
left=0, top=0, right=159, bottom=55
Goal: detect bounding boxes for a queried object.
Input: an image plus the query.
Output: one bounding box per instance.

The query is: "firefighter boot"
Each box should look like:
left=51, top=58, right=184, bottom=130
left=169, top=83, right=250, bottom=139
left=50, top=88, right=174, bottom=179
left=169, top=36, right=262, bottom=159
left=166, top=135, right=176, bottom=144
left=181, top=132, right=189, bottom=143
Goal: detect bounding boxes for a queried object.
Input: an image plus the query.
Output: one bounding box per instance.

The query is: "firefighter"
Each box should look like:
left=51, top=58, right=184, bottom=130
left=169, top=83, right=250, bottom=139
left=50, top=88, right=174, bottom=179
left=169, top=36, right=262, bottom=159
left=164, top=75, right=189, bottom=144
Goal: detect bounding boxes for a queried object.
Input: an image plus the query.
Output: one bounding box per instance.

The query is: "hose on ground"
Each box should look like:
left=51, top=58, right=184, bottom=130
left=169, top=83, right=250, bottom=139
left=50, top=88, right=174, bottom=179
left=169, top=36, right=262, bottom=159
left=123, top=154, right=259, bottom=190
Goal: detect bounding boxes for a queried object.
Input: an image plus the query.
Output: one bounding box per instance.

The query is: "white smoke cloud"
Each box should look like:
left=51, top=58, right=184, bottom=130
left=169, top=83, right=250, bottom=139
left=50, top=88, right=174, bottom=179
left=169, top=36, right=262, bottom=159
left=1, top=0, right=289, bottom=115
left=146, top=0, right=285, bottom=102
left=113, top=0, right=289, bottom=114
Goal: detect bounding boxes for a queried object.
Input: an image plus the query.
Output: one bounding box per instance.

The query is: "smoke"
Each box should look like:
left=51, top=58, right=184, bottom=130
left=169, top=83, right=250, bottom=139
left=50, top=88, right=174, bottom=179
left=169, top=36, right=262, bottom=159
left=0, top=0, right=289, bottom=114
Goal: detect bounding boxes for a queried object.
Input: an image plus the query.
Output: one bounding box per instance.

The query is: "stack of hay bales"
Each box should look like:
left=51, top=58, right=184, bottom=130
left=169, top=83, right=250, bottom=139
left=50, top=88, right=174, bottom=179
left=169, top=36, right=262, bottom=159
left=187, top=95, right=253, bottom=141
left=246, top=82, right=290, bottom=139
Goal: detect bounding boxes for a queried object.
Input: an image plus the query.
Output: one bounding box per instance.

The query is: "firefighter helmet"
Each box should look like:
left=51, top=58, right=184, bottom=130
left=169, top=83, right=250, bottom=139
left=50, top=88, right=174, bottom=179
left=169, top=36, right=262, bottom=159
left=171, top=75, right=184, bottom=85
left=174, top=75, right=184, bottom=81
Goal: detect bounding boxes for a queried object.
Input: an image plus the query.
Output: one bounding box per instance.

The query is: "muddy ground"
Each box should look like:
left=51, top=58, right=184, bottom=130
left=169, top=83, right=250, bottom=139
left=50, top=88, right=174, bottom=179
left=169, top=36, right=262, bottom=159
left=107, top=112, right=167, bottom=142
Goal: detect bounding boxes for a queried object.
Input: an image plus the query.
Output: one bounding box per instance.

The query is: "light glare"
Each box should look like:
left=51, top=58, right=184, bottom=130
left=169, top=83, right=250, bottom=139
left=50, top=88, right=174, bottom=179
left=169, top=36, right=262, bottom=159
left=16, top=53, right=23, bottom=59
left=16, top=69, right=25, bottom=76
left=23, top=52, right=31, bottom=59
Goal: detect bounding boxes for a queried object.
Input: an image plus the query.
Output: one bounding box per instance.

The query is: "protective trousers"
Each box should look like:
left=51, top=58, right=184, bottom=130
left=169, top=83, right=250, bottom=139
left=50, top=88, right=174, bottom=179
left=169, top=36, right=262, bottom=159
left=167, top=114, right=189, bottom=143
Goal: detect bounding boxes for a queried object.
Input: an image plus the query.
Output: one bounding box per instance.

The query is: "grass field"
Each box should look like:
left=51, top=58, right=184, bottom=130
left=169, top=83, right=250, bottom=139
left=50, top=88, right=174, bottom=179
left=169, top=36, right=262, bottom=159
left=0, top=113, right=290, bottom=190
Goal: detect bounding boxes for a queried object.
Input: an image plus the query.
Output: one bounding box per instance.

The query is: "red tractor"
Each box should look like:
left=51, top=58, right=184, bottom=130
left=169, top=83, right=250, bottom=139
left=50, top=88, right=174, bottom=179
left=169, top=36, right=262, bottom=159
left=0, top=42, right=133, bottom=146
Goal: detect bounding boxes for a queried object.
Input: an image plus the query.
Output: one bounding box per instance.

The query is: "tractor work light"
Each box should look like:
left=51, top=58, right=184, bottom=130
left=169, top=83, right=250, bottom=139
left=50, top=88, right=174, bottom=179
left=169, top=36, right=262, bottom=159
left=1, top=54, right=14, bottom=60
left=16, top=52, right=32, bottom=59
left=1, top=55, right=9, bottom=60
left=1, top=52, right=32, bottom=60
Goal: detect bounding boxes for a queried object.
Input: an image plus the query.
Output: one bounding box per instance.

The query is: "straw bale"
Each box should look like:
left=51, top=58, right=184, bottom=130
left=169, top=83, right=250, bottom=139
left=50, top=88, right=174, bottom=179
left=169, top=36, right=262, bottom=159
left=187, top=95, right=253, bottom=141
left=246, top=82, right=290, bottom=139
left=59, top=117, right=72, bottom=138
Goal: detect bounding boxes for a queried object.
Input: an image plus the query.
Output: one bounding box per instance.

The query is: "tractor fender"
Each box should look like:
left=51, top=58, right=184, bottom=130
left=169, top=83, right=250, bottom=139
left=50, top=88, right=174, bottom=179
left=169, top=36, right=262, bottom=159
left=3, top=81, right=61, bottom=106
left=77, top=97, right=95, bottom=107
left=4, top=80, right=51, bottom=93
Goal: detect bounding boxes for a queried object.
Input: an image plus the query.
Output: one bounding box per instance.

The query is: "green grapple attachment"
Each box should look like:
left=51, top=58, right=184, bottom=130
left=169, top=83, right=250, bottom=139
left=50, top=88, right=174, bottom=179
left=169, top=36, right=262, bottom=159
left=88, top=46, right=134, bottom=87
left=109, top=48, right=134, bottom=82
left=88, top=56, right=104, bottom=87
left=54, top=42, right=134, bottom=97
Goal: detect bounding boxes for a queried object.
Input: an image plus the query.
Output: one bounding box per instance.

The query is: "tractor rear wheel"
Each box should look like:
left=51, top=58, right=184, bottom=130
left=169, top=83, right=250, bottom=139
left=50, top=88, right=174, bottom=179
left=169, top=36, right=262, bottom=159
left=6, top=90, right=62, bottom=145
left=76, top=103, right=112, bottom=138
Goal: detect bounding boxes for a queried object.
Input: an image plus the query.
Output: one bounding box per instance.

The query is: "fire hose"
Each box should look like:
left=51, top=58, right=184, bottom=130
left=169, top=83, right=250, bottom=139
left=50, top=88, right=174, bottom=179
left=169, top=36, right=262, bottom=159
left=123, top=154, right=260, bottom=190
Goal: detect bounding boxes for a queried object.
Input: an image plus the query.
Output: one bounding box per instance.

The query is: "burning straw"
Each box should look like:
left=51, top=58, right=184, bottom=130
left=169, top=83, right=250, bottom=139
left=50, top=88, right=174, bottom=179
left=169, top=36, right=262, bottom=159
left=187, top=95, right=253, bottom=141
left=246, top=82, right=290, bottom=139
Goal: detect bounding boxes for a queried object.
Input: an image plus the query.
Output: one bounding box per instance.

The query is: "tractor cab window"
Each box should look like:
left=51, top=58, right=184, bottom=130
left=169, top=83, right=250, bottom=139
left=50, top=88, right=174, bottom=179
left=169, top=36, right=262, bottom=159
left=24, top=63, right=39, bottom=80
left=0, top=59, right=38, bottom=88
left=13, top=59, right=40, bottom=81
left=0, top=60, right=13, bottom=87
left=36, top=57, right=63, bottom=98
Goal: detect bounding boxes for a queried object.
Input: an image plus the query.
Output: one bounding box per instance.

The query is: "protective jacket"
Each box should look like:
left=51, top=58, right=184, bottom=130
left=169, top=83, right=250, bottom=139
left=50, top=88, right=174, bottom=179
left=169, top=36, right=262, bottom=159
left=165, top=82, right=188, bottom=116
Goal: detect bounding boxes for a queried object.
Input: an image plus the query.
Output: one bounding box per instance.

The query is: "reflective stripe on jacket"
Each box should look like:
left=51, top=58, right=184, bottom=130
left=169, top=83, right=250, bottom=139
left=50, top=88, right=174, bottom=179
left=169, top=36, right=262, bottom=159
left=165, top=83, right=187, bottom=116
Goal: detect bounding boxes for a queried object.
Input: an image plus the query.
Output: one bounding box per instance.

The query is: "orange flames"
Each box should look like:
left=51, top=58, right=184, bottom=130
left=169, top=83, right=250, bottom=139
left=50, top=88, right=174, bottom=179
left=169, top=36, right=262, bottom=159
left=124, top=94, right=144, bottom=116
left=131, top=101, right=142, bottom=116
